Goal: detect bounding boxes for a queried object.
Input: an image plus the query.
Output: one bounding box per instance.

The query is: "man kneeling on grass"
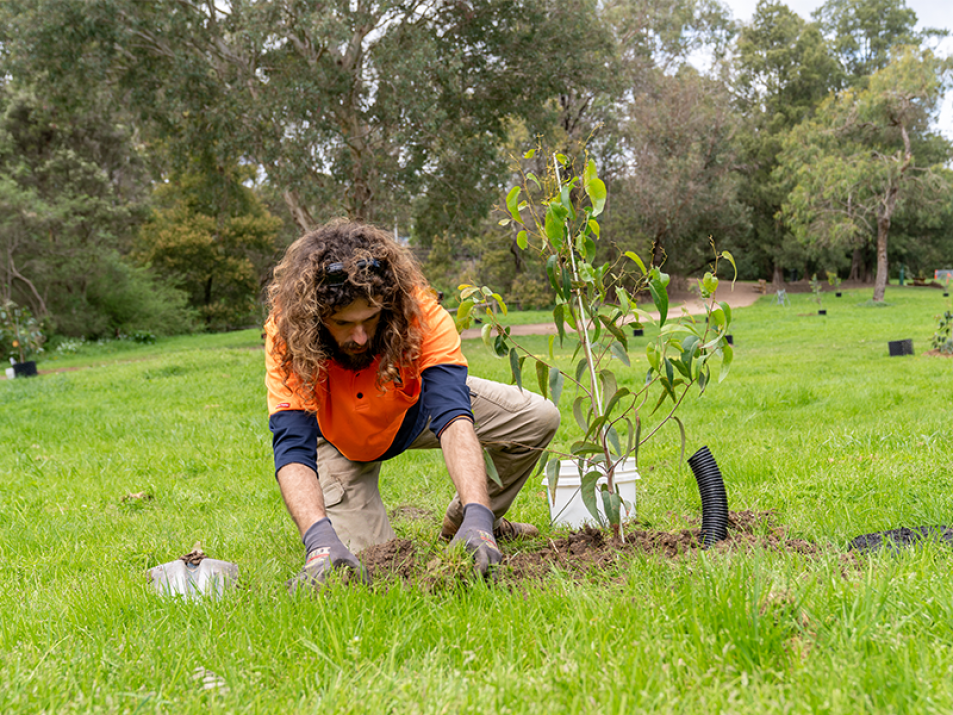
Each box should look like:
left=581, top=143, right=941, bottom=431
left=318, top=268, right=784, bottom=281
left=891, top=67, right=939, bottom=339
left=264, top=219, right=560, bottom=592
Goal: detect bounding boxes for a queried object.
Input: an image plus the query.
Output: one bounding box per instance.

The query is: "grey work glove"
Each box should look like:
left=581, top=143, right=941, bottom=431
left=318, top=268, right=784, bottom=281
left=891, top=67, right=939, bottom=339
left=450, top=503, right=502, bottom=578
left=287, top=517, right=370, bottom=595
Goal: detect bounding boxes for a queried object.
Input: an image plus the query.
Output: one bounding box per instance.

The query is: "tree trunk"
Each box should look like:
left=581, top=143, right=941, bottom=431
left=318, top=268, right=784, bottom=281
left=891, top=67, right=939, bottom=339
left=509, top=232, right=525, bottom=273
left=283, top=190, right=316, bottom=233
left=872, top=124, right=912, bottom=302
left=849, top=248, right=863, bottom=281
left=651, top=235, right=666, bottom=267
left=772, top=262, right=784, bottom=288
left=872, top=216, right=889, bottom=302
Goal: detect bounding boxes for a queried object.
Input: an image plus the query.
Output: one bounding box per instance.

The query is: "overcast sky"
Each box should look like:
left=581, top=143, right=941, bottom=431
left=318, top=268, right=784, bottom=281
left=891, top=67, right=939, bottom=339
left=718, top=0, right=953, bottom=138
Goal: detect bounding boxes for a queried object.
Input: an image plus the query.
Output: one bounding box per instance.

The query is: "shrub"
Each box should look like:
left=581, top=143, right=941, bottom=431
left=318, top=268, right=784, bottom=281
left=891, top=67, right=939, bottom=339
left=0, top=300, right=45, bottom=363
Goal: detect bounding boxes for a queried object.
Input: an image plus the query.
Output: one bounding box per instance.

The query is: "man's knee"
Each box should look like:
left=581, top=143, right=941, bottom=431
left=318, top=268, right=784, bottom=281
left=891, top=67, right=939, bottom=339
left=534, top=398, right=561, bottom=446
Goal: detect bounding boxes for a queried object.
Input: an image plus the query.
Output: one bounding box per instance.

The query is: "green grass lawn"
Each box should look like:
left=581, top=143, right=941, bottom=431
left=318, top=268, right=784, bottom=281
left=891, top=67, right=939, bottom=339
left=1, top=286, right=952, bottom=713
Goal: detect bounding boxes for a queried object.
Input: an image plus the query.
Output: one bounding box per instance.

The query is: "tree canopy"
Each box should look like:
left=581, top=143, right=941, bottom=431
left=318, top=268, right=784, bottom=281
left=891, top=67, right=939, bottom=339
left=0, top=0, right=950, bottom=333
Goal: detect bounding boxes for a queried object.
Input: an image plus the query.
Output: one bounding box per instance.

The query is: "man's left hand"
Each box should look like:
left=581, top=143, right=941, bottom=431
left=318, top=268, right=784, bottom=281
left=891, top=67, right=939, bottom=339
left=451, top=503, right=502, bottom=578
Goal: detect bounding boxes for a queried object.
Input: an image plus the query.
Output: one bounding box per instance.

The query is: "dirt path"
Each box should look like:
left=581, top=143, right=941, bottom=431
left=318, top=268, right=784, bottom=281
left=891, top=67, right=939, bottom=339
left=460, top=279, right=767, bottom=339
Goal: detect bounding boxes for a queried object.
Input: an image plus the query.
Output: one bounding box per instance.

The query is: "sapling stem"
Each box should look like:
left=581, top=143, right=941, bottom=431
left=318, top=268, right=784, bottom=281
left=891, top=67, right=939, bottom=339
left=553, top=153, right=603, bottom=422
left=554, top=154, right=625, bottom=541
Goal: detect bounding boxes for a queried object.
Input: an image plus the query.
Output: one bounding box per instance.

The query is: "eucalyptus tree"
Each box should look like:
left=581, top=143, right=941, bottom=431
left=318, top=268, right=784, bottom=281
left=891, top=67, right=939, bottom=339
left=1, top=0, right=607, bottom=240
left=604, top=66, right=748, bottom=273
left=731, top=0, right=843, bottom=283
left=775, top=47, right=953, bottom=302
left=812, top=0, right=945, bottom=83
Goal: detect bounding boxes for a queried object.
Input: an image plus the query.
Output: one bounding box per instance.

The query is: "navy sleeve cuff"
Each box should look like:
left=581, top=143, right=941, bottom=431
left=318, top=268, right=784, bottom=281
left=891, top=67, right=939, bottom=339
left=421, top=364, right=473, bottom=438
left=269, top=410, right=320, bottom=476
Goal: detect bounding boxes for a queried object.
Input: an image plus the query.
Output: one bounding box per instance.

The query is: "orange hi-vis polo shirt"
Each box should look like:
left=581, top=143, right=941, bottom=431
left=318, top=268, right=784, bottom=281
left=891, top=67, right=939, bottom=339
left=265, top=289, right=469, bottom=464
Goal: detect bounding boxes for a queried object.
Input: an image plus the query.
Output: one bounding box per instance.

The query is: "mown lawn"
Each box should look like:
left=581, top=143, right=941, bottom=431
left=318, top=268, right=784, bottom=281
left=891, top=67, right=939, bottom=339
left=1, top=285, right=952, bottom=714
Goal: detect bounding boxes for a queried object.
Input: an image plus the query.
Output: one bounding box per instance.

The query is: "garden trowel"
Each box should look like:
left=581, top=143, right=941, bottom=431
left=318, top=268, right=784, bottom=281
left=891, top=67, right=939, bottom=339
left=148, top=542, right=239, bottom=600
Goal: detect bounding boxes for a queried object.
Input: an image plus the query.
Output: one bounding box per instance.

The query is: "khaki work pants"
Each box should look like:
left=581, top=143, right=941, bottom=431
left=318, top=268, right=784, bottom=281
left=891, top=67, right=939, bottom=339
left=314, top=376, right=561, bottom=553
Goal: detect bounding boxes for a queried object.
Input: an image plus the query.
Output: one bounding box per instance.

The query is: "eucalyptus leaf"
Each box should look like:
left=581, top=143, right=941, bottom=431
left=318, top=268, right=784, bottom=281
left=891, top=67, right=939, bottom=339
left=649, top=279, right=668, bottom=328
left=574, top=357, right=589, bottom=386
left=583, top=158, right=597, bottom=185
left=584, top=236, right=596, bottom=262
left=536, top=360, right=549, bottom=399
left=719, top=344, right=734, bottom=383
left=545, top=204, right=566, bottom=245
left=456, top=299, right=474, bottom=326
left=610, top=341, right=630, bottom=366
left=494, top=334, right=507, bottom=357
left=573, top=396, right=587, bottom=433
left=549, top=367, right=564, bottom=406
left=481, top=322, right=493, bottom=351
left=484, top=449, right=503, bottom=488
left=615, top=287, right=630, bottom=313
left=646, top=342, right=660, bottom=371
left=605, top=387, right=631, bottom=418
left=560, top=185, right=576, bottom=221
left=624, top=251, right=646, bottom=274
left=546, top=458, right=560, bottom=503
left=602, top=488, right=622, bottom=526
left=585, top=177, right=607, bottom=216
left=719, top=301, right=732, bottom=327
left=581, top=470, right=603, bottom=525
left=535, top=448, right=550, bottom=477
left=509, top=348, right=522, bottom=391
left=546, top=255, right=561, bottom=297
left=599, top=369, right=618, bottom=406
left=721, top=250, right=738, bottom=286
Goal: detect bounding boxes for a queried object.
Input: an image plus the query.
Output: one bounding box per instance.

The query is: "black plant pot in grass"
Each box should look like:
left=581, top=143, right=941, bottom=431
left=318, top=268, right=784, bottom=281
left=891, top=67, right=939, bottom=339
left=888, top=339, right=914, bottom=357
left=12, top=361, right=37, bottom=377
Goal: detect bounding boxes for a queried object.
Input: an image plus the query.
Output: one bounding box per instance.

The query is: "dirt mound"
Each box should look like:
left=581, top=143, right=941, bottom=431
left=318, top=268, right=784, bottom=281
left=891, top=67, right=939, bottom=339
left=359, top=510, right=824, bottom=587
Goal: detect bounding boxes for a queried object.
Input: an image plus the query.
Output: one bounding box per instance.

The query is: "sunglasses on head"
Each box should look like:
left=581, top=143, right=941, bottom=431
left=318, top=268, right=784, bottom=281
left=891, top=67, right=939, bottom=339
left=323, top=259, right=384, bottom=285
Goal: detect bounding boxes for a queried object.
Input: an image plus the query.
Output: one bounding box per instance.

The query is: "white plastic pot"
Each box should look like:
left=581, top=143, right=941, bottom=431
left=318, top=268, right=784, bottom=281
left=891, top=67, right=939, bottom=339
left=543, top=458, right=640, bottom=528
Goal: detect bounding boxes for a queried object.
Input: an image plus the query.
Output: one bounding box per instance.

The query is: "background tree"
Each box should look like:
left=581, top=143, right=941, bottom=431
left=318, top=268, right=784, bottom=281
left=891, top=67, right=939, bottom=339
left=605, top=67, right=748, bottom=273
left=813, top=0, right=944, bottom=83
left=731, top=0, right=844, bottom=284
left=776, top=47, right=953, bottom=302
left=136, top=166, right=282, bottom=330
left=1, top=0, right=613, bottom=242
left=0, top=87, right=194, bottom=336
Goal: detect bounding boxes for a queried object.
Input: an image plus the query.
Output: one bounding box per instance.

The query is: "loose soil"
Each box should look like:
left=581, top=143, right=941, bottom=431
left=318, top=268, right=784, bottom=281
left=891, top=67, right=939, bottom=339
left=361, top=511, right=953, bottom=589
left=360, top=510, right=825, bottom=588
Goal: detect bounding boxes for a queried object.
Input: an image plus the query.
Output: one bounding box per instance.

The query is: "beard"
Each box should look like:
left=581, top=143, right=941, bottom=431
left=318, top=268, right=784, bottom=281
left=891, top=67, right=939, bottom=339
left=320, top=324, right=384, bottom=372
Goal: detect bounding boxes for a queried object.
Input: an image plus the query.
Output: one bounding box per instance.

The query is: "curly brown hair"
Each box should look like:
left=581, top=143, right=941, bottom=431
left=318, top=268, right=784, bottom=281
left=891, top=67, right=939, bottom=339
left=267, top=219, right=429, bottom=400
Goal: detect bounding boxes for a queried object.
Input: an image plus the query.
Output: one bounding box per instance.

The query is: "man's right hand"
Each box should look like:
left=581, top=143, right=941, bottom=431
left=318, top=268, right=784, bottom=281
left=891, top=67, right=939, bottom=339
left=287, top=517, right=370, bottom=594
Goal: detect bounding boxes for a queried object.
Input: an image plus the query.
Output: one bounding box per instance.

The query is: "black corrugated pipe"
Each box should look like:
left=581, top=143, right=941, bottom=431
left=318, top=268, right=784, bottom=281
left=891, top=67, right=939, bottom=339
left=688, top=446, right=729, bottom=548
